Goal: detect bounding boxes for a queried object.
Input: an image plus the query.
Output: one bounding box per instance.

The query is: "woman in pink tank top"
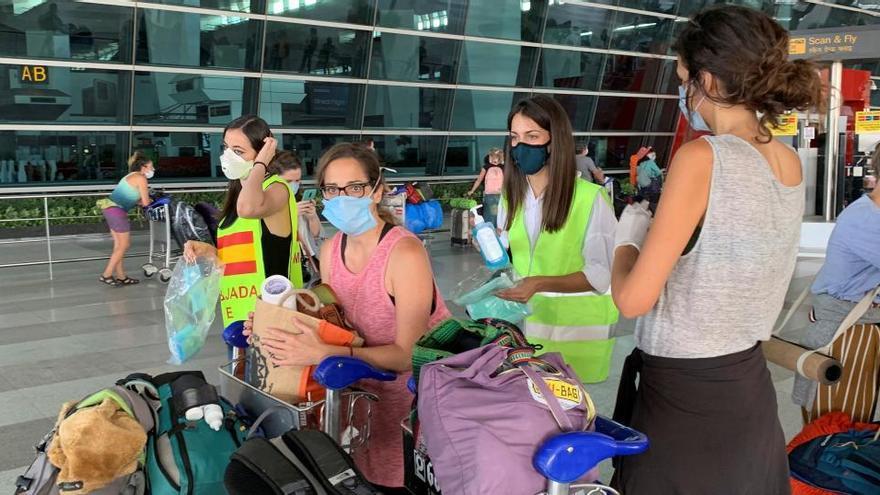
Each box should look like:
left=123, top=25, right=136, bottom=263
left=258, top=143, right=449, bottom=491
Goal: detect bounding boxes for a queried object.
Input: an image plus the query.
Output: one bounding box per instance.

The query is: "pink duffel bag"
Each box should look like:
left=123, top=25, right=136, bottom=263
left=418, top=344, right=597, bottom=495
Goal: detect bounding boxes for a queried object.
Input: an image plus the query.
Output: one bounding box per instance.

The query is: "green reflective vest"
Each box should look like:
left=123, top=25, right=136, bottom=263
left=217, top=175, right=302, bottom=328
left=509, top=178, right=619, bottom=382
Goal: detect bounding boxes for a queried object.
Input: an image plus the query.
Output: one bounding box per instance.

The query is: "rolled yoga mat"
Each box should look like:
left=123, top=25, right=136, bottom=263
left=762, top=336, right=842, bottom=386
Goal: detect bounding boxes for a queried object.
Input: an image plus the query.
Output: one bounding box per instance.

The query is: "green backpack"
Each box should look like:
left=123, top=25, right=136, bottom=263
left=411, top=318, right=530, bottom=389
left=125, top=371, right=249, bottom=495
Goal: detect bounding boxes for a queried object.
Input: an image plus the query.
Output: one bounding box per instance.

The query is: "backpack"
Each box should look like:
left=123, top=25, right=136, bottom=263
left=484, top=166, right=503, bottom=195
left=14, top=386, right=155, bottom=495
left=789, top=428, right=880, bottom=494
left=134, top=371, right=249, bottom=495
left=225, top=429, right=379, bottom=495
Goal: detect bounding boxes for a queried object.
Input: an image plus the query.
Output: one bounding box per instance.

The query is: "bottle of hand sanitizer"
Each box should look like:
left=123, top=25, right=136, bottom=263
left=470, top=206, right=509, bottom=271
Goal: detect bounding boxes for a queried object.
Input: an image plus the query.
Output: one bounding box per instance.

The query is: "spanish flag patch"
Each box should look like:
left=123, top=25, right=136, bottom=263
left=217, top=231, right=257, bottom=276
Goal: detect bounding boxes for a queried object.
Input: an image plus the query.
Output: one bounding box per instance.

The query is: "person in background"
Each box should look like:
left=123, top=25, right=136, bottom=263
left=269, top=150, right=324, bottom=284
left=466, top=147, right=504, bottom=226
left=183, top=115, right=301, bottom=333
left=575, top=142, right=605, bottom=184
left=610, top=6, right=823, bottom=493
left=495, top=95, right=619, bottom=383
left=97, top=151, right=154, bottom=286
left=792, top=144, right=880, bottom=409
left=245, top=143, right=450, bottom=493
left=636, top=147, right=663, bottom=211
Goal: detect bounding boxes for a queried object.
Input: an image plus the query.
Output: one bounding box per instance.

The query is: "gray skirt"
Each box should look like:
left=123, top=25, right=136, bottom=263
left=613, top=344, right=790, bottom=495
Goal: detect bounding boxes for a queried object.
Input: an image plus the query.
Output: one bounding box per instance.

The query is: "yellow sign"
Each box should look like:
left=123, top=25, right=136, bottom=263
left=855, top=111, right=880, bottom=135
left=789, top=38, right=806, bottom=55
left=528, top=378, right=582, bottom=410
left=772, top=114, right=798, bottom=136
left=20, top=65, right=48, bottom=83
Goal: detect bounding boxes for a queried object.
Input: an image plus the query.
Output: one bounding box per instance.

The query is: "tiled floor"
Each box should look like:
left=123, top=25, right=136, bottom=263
left=0, top=231, right=821, bottom=490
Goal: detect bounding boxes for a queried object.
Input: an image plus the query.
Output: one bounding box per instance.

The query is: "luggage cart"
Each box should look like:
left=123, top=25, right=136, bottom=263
left=141, top=196, right=174, bottom=283
left=218, top=355, right=394, bottom=453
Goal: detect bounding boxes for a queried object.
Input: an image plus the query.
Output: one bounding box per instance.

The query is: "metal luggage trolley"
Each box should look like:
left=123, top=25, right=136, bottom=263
left=218, top=356, right=394, bottom=452
left=141, top=196, right=174, bottom=283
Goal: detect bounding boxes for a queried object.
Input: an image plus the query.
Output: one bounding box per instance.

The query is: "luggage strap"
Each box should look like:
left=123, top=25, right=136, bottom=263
left=230, top=438, right=320, bottom=495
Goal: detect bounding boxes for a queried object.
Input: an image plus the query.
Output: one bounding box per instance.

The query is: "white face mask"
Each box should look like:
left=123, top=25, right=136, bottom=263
left=144, top=169, right=155, bottom=179
left=647, top=153, right=657, bottom=161
left=220, top=148, right=254, bottom=180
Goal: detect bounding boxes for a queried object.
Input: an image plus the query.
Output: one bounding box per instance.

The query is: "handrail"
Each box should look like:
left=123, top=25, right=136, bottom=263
left=0, top=175, right=478, bottom=198
left=0, top=176, right=477, bottom=279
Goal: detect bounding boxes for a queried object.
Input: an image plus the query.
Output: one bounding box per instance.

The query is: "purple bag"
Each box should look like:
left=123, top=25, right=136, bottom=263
left=418, top=344, right=597, bottom=495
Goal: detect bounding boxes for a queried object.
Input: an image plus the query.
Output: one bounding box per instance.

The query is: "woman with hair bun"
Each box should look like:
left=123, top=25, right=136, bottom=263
left=610, top=5, right=824, bottom=492
left=97, top=151, right=154, bottom=286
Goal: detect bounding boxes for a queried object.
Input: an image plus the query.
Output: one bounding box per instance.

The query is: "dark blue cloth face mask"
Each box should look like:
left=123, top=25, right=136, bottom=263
left=511, top=142, right=550, bottom=175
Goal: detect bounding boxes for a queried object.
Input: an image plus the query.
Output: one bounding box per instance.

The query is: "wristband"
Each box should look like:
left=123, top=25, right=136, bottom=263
left=253, top=161, right=267, bottom=170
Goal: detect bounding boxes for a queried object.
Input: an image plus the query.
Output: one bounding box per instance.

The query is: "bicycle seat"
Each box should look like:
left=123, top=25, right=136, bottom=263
left=533, top=416, right=649, bottom=484
left=313, top=356, right=396, bottom=390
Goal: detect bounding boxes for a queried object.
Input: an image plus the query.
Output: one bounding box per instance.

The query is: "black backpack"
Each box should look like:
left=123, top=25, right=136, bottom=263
left=225, top=429, right=378, bottom=495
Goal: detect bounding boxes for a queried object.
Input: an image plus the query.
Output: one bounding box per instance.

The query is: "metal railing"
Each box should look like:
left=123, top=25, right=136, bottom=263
left=0, top=176, right=476, bottom=280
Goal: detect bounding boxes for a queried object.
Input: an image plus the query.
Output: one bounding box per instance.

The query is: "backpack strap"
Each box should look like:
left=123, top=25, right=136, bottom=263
left=229, top=438, right=317, bottom=495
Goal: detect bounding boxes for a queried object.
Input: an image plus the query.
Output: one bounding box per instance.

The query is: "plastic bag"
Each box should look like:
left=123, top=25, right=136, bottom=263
left=164, top=257, right=223, bottom=365
left=452, top=268, right=531, bottom=324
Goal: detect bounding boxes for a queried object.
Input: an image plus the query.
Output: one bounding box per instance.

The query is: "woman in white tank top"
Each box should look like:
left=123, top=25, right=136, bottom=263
left=609, top=6, right=824, bottom=494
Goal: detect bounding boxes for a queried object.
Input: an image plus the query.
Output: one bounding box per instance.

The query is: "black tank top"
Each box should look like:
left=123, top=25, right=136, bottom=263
left=261, top=220, right=292, bottom=278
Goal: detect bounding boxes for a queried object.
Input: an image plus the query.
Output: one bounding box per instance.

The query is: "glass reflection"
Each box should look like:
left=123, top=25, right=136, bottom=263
left=0, top=65, right=131, bottom=124
left=0, top=130, right=128, bottom=183
left=459, top=41, right=536, bottom=87
left=535, top=49, right=604, bottom=91
left=132, top=131, right=221, bottom=179
left=0, top=0, right=133, bottom=62
left=264, top=23, right=369, bottom=78
left=370, top=32, right=459, bottom=83
left=270, top=0, right=376, bottom=25
left=543, top=3, right=616, bottom=49
left=451, top=89, right=530, bottom=131
left=376, top=0, right=469, bottom=35
left=136, top=9, right=262, bottom=70
left=261, top=79, right=364, bottom=129
left=364, top=86, right=452, bottom=130
left=133, top=72, right=257, bottom=126
left=464, top=0, right=545, bottom=43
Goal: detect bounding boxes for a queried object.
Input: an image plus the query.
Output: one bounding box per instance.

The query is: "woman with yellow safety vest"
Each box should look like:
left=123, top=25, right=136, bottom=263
left=495, top=95, right=618, bottom=383
left=183, top=115, right=302, bottom=332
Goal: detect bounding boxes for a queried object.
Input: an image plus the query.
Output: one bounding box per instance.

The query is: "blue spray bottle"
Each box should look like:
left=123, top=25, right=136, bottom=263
left=470, top=205, right=509, bottom=271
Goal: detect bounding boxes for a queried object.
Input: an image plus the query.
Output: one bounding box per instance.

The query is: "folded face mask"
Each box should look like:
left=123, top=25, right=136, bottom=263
left=220, top=148, right=254, bottom=181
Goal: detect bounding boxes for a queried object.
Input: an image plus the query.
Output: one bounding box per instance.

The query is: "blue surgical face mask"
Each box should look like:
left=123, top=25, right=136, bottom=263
left=511, top=141, right=549, bottom=175
left=288, top=181, right=300, bottom=196
left=678, top=85, right=711, bottom=132
left=322, top=195, right=377, bottom=236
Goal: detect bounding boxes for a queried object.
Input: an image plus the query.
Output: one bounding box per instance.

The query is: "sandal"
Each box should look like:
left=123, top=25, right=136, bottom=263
left=99, top=275, right=119, bottom=286
left=116, top=277, right=140, bottom=286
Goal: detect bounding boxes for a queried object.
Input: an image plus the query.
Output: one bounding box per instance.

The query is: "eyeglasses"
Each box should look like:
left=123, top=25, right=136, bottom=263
left=321, top=182, right=373, bottom=199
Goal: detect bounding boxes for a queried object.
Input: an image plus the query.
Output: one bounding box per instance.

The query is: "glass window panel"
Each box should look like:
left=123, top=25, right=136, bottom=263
left=0, top=65, right=130, bottom=124
left=535, top=48, right=604, bottom=91
left=552, top=94, right=598, bottom=132
left=444, top=135, right=506, bottom=175
left=601, top=55, right=678, bottom=94
left=617, top=0, right=677, bottom=16
left=458, top=41, right=537, bottom=87
left=281, top=133, right=358, bottom=175
left=261, top=79, right=364, bottom=129
left=465, top=0, right=546, bottom=43
left=133, top=72, right=257, bottom=126
left=543, top=4, right=616, bottom=49
left=0, top=130, right=128, bottom=183
left=592, top=96, right=678, bottom=132
left=150, top=1, right=260, bottom=13
left=132, top=131, right=222, bottom=179
left=364, top=86, right=452, bottom=130
left=370, top=32, right=459, bottom=84
left=590, top=135, right=671, bottom=171
left=609, top=13, right=679, bottom=55
left=136, top=9, right=262, bottom=71
left=264, top=23, right=370, bottom=78
left=376, top=0, right=469, bottom=35
left=270, top=0, right=376, bottom=25
left=451, top=89, right=530, bottom=132
left=676, top=1, right=769, bottom=19
left=369, top=135, right=446, bottom=174
left=0, top=0, right=133, bottom=63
